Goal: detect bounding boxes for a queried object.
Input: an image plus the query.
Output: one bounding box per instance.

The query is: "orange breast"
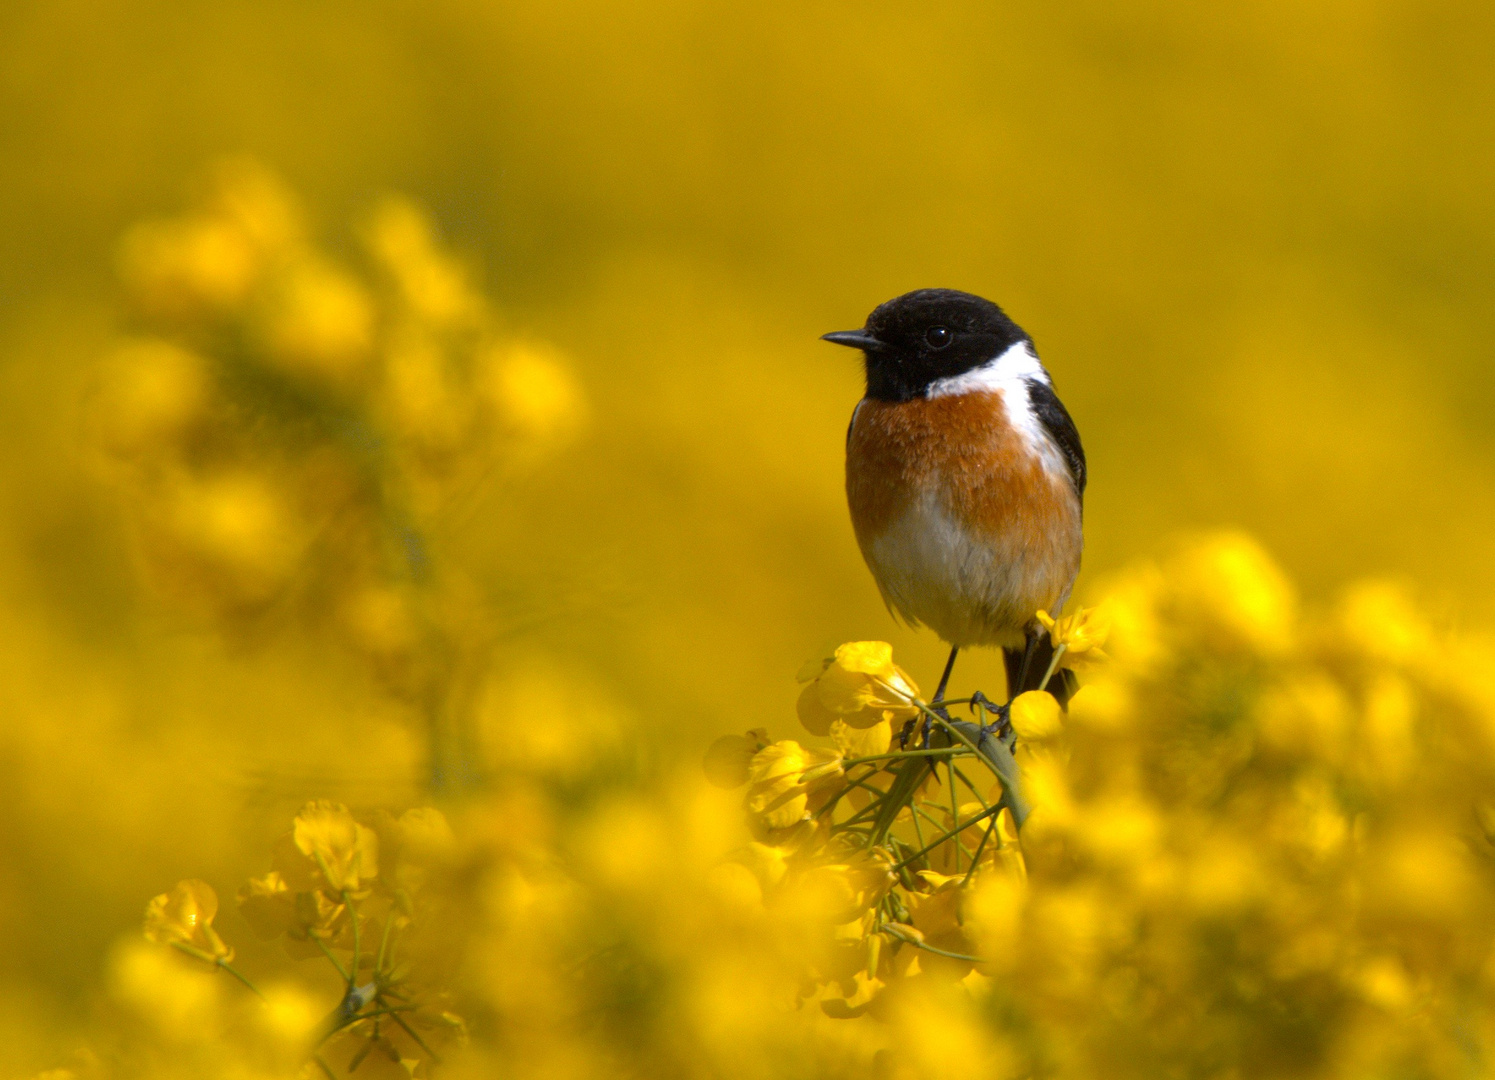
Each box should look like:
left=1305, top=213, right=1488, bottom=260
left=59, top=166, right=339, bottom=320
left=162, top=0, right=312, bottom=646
left=845, top=391, right=1082, bottom=646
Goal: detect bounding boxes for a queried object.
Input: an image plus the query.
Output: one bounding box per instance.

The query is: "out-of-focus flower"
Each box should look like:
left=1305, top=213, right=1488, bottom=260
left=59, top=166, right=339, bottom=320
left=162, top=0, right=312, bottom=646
left=237, top=870, right=349, bottom=956
left=793, top=850, right=895, bottom=924
left=288, top=800, right=380, bottom=894
left=365, top=197, right=481, bottom=328
left=487, top=340, right=587, bottom=448
left=395, top=806, right=457, bottom=865
left=108, top=938, right=226, bottom=1043
left=117, top=216, right=263, bottom=318
left=1169, top=531, right=1296, bottom=654
left=797, top=641, right=920, bottom=736
left=1017, top=746, right=1074, bottom=833
left=153, top=470, right=303, bottom=605
left=702, top=728, right=769, bottom=787
left=90, top=339, right=211, bottom=457
left=143, top=879, right=233, bottom=962
left=1036, top=605, right=1111, bottom=669
left=236, top=871, right=297, bottom=939
left=383, top=332, right=469, bottom=452
left=910, top=871, right=978, bottom=975
left=257, top=256, right=376, bottom=382
left=744, top=740, right=844, bottom=829
left=1009, top=690, right=1064, bottom=741
left=1333, top=580, right=1435, bottom=665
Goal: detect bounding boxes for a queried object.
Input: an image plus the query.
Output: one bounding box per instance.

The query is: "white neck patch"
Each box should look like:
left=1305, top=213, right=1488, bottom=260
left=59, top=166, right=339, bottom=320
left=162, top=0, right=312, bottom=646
left=924, top=340, right=1068, bottom=480
left=923, top=340, right=1049, bottom=399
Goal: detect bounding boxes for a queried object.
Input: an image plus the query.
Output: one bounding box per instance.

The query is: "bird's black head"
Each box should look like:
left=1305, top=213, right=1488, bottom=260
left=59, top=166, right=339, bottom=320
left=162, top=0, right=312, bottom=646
left=822, top=289, right=1030, bottom=402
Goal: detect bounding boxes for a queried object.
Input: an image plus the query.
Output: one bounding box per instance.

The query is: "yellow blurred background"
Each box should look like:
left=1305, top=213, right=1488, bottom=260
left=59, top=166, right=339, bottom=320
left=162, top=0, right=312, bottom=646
left=1, top=0, right=1493, bottom=1071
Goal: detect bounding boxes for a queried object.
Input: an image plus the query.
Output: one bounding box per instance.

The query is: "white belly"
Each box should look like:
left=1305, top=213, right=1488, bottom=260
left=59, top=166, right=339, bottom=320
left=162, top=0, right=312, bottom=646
left=864, top=490, right=1075, bottom=648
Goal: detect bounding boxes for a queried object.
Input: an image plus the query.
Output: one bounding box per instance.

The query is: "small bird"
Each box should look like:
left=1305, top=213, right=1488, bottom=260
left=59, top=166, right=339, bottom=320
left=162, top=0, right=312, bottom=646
left=823, top=288, right=1086, bottom=714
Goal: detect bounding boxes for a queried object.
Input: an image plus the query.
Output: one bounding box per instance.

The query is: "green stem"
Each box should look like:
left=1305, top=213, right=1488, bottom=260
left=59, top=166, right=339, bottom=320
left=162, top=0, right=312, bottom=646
left=315, top=936, right=350, bottom=983
left=916, top=699, right=1031, bottom=829
left=348, top=1037, right=377, bottom=1073
left=217, top=960, right=267, bottom=1001
left=388, top=1008, right=442, bottom=1064
left=890, top=803, right=1004, bottom=873
left=1039, top=644, right=1068, bottom=693
left=344, top=890, right=360, bottom=989
left=869, top=756, right=932, bottom=844
left=167, top=942, right=267, bottom=1001
left=815, top=765, right=890, bottom=822
left=324, top=1004, right=422, bottom=1041
left=840, top=747, right=971, bottom=769
left=948, top=762, right=961, bottom=873
left=375, top=912, right=397, bottom=980
left=882, top=924, right=984, bottom=964
left=908, top=797, right=929, bottom=852
left=960, top=816, right=999, bottom=887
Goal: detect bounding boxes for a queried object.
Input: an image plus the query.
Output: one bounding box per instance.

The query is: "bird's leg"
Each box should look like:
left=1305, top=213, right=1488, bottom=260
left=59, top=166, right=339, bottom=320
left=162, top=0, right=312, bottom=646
left=968, top=691, right=1012, bottom=740
left=921, top=645, right=960, bottom=747
left=931, top=645, right=960, bottom=706
left=1011, top=625, right=1045, bottom=702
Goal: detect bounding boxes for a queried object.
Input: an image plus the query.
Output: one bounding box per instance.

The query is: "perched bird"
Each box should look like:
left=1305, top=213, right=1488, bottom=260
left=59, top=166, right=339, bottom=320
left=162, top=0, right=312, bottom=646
left=823, top=289, right=1086, bottom=712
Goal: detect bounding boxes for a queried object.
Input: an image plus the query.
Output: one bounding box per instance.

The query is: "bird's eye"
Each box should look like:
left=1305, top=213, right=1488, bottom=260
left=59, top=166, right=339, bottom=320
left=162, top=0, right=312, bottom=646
left=925, top=326, right=952, bottom=349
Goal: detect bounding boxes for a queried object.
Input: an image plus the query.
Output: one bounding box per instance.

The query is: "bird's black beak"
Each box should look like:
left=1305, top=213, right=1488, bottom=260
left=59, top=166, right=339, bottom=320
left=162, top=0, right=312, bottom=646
left=821, top=330, right=885, bottom=352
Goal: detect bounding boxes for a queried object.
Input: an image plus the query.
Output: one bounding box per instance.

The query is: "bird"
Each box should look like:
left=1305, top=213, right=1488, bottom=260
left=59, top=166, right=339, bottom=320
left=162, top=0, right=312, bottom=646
left=822, top=288, right=1086, bottom=719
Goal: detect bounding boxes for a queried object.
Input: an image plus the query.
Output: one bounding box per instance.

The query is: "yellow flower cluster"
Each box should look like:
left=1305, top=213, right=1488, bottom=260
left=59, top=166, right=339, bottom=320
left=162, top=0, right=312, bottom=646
left=54, top=532, right=1495, bottom=1079
left=132, top=801, right=465, bottom=1078
left=707, top=531, right=1495, bottom=1077
left=90, top=160, right=584, bottom=678
left=88, top=161, right=586, bottom=792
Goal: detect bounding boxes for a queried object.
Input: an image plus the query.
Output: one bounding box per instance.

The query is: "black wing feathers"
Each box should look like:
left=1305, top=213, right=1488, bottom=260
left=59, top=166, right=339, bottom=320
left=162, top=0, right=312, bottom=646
left=1025, top=378, right=1086, bottom=500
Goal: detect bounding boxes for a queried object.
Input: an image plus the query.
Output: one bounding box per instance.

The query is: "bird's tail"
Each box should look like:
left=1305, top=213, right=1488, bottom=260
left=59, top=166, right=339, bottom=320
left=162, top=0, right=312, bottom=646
left=1004, top=636, right=1078, bottom=709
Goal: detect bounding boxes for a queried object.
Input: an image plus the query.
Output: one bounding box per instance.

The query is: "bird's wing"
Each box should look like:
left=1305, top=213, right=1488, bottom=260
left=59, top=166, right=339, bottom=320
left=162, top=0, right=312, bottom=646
left=1025, top=378, right=1087, bottom=500
left=845, top=399, right=864, bottom=450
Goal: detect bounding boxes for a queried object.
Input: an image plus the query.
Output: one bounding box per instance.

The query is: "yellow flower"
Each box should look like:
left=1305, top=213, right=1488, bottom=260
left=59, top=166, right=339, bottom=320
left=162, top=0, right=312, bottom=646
left=831, top=716, right=893, bottom=759
left=703, top=728, right=770, bottom=788
left=819, top=970, right=886, bottom=1019
left=928, top=801, right=992, bottom=876
left=909, top=872, right=978, bottom=976
left=487, top=341, right=587, bottom=447
left=236, top=871, right=298, bottom=940
left=394, top=806, right=457, bottom=866
left=258, top=256, right=376, bottom=382
left=289, top=800, right=380, bottom=894
left=90, top=339, right=210, bottom=457
left=1009, top=690, right=1064, bottom=741
left=143, top=879, right=233, bottom=962
left=236, top=871, right=348, bottom=954
left=364, top=196, right=481, bottom=327
left=793, top=850, right=896, bottom=923
left=1036, top=606, right=1111, bottom=669
left=1169, top=532, right=1296, bottom=654
left=1018, top=746, right=1075, bottom=833
left=116, top=215, right=261, bottom=317
left=797, top=641, right=921, bottom=736
left=745, top=741, right=844, bottom=830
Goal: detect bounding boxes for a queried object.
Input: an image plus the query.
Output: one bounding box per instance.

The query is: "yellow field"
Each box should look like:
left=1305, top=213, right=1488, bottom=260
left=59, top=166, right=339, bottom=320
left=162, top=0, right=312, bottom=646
left=1, top=3, right=1492, bottom=1076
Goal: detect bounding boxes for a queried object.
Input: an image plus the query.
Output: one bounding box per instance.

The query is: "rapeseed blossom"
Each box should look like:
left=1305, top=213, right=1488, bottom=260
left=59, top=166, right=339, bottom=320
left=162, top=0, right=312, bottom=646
left=37, top=166, right=1495, bottom=1080
left=49, top=530, right=1495, bottom=1080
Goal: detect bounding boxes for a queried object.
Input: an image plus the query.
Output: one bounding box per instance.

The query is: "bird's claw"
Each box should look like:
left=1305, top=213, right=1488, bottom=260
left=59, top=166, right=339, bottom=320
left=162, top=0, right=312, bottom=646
left=968, top=690, right=1007, bottom=716
left=968, top=692, right=1011, bottom=739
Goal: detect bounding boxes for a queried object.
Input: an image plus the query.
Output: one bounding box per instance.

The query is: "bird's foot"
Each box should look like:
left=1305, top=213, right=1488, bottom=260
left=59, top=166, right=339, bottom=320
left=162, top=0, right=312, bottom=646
left=968, top=692, right=1011, bottom=739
